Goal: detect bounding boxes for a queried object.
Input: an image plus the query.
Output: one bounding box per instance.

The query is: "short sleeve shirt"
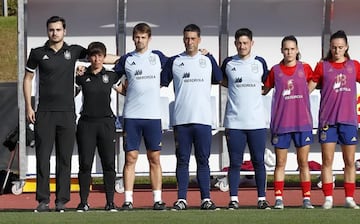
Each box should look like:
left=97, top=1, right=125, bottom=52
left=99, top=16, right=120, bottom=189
left=26, top=41, right=87, bottom=111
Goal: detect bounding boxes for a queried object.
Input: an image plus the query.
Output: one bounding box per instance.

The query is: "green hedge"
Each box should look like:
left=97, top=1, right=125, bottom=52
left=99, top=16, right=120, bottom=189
left=0, top=0, right=17, bottom=16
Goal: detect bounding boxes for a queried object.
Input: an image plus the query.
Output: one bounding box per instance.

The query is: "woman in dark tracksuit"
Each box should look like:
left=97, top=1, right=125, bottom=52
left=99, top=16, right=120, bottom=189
left=75, top=42, right=120, bottom=212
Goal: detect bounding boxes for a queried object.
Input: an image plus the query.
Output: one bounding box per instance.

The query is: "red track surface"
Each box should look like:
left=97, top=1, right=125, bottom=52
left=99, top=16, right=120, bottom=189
left=1, top=185, right=359, bottom=210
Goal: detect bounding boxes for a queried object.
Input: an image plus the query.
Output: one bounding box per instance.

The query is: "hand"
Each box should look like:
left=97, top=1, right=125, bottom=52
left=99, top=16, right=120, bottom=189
left=199, top=48, right=210, bottom=55
left=76, top=65, right=86, bottom=76
left=26, top=107, right=36, bottom=124
left=114, top=79, right=128, bottom=96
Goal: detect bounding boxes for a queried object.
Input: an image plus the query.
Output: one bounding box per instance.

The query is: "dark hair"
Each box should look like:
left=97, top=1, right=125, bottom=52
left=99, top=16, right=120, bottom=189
left=133, top=23, right=152, bottom=38
left=46, top=16, right=66, bottom=29
left=281, top=35, right=301, bottom=60
left=324, top=30, right=350, bottom=60
left=183, top=24, right=201, bottom=37
left=235, top=28, right=253, bottom=40
left=87, top=41, right=106, bottom=56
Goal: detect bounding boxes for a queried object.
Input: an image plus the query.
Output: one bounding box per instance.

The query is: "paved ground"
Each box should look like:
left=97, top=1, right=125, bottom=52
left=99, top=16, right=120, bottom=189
left=1, top=185, right=359, bottom=211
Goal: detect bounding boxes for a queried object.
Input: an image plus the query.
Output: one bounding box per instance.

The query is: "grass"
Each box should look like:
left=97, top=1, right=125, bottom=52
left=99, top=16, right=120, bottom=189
left=0, top=208, right=358, bottom=224
left=0, top=16, right=17, bottom=82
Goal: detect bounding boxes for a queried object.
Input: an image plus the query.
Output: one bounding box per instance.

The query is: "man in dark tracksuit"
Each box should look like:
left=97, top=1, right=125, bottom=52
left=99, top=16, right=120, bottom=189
left=23, top=16, right=87, bottom=212
left=75, top=42, right=119, bottom=212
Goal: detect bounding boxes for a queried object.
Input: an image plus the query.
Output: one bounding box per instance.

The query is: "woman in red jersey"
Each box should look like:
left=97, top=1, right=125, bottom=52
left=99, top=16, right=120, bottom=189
left=263, top=35, right=314, bottom=209
left=309, top=30, right=360, bottom=209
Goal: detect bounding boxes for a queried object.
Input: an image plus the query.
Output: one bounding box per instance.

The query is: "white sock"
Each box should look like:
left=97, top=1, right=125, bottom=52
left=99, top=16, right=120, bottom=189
left=258, top=197, right=266, bottom=201
left=275, top=196, right=283, bottom=200
left=153, top=190, right=162, bottom=203
left=345, top=197, right=354, bottom=202
left=230, top=196, right=238, bottom=202
left=124, top=191, right=133, bottom=203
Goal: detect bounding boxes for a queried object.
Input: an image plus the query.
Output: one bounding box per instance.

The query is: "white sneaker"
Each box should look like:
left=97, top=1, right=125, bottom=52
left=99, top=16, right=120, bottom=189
left=322, top=199, right=333, bottom=209
left=274, top=199, right=284, bottom=209
left=345, top=199, right=360, bottom=209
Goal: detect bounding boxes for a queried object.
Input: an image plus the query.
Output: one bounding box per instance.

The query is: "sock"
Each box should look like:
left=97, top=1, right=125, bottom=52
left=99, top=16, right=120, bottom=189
left=322, top=183, right=333, bottom=197
left=274, top=181, right=284, bottom=197
left=301, top=181, right=311, bottom=198
left=258, top=197, right=266, bottom=201
left=344, top=182, right=355, bottom=198
left=124, top=191, right=133, bottom=203
left=153, top=190, right=162, bottom=203
left=230, top=196, right=239, bottom=202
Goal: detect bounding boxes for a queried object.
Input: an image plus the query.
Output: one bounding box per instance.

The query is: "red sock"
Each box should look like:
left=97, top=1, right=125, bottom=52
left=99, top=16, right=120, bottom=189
left=301, top=181, right=311, bottom=198
left=274, top=181, right=284, bottom=197
left=322, top=183, right=333, bottom=197
left=344, top=182, right=355, bottom=198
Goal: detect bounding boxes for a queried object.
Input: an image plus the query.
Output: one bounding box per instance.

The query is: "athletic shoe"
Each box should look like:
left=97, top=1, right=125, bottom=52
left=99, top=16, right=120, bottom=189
left=34, top=202, right=50, bottom=212
left=344, top=199, right=360, bottom=209
left=322, top=199, right=333, bottom=209
left=273, top=199, right=284, bottom=209
left=172, top=200, right=187, bottom=211
left=105, top=202, right=118, bottom=212
left=76, top=203, right=90, bottom=212
left=153, top=201, right=166, bottom=210
left=228, top=201, right=239, bottom=210
left=121, top=201, right=134, bottom=211
left=257, top=200, right=271, bottom=209
left=302, top=199, right=314, bottom=209
left=200, top=200, right=217, bottom=210
left=55, top=202, right=66, bottom=213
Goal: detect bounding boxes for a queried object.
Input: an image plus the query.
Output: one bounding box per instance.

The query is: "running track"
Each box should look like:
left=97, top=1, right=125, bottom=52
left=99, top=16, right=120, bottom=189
left=1, top=185, right=359, bottom=210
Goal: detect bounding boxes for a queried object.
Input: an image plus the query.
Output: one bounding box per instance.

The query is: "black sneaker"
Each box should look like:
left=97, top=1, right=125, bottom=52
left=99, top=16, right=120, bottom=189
left=34, top=202, right=50, bottom=213
left=105, top=202, right=118, bottom=212
left=76, top=202, right=90, bottom=212
left=172, top=200, right=187, bottom=211
left=200, top=200, right=217, bottom=210
left=257, top=200, right=271, bottom=210
left=153, top=201, right=166, bottom=210
left=55, top=202, right=66, bottom=213
left=228, top=201, right=239, bottom=210
left=121, top=201, right=133, bottom=211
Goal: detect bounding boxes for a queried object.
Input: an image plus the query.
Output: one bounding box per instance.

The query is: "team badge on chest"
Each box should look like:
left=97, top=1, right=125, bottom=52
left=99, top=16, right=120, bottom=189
left=64, top=50, right=71, bottom=60
left=102, top=74, right=109, bottom=83
left=149, top=55, right=156, bottom=65
left=199, top=58, right=206, bottom=68
left=251, top=63, right=259, bottom=73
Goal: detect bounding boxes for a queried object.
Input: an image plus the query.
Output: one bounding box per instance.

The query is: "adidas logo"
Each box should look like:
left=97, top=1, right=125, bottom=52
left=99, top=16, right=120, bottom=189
left=42, top=55, right=49, bottom=60
left=305, top=137, right=311, bottom=142
left=179, top=62, right=185, bottom=66
left=85, top=78, right=91, bottom=82
left=351, top=137, right=357, bottom=142
left=131, top=61, right=136, bottom=65
left=231, top=67, right=236, bottom=71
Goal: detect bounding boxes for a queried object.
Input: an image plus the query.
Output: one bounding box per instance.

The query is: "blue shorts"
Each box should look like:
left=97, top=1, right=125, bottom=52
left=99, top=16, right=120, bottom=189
left=272, top=131, right=313, bottom=149
left=318, top=124, right=358, bottom=145
left=123, top=118, right=162, bottom=151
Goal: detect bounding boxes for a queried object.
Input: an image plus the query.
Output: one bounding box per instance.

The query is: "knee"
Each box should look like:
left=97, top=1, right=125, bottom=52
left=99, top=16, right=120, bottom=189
left=79, top=163, right=92, bottom=172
